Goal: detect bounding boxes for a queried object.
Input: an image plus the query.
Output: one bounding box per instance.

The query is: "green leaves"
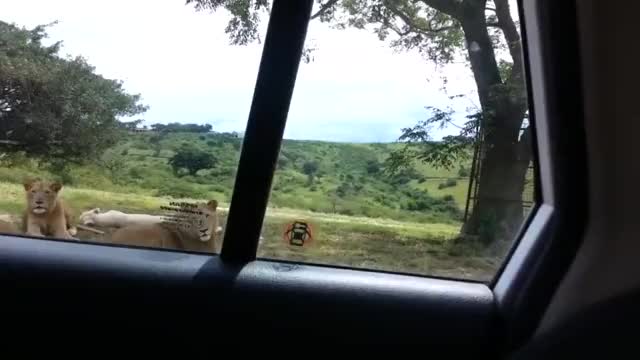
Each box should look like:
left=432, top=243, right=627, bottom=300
left=384, top=106, right=477, bottom=174
left=169, top=145, right=218, bottom=176
left=0, top=21, right=147, bottom=164
left=186, top=0, right=270, bottom=45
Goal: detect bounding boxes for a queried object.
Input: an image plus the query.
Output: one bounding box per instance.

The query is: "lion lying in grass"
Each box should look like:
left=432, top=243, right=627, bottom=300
left=23, top=178, right=77, bottom=240
left=79, top=208, right=224, bottom=234
left=79, top=208, right=164, bottom=228
left=110, top=200, right=221, bottom=253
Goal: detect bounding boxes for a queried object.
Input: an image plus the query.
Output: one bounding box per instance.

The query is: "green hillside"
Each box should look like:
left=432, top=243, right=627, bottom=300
left=1, top=131, right=528, bottom=280
left=0, top=131, right=471, bottom=225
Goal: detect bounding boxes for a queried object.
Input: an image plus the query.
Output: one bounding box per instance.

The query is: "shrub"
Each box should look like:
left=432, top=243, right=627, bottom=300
left=438, top=178, right=458, bottom=189
left=169, top=145, right=217, bottom=176
left=128, top=167, right=143, bottom=179
left=0, top=166, right=37, bottom=184
left=458, top=166, right=470, bottom=177
left=302, top=160, right=319, bottom=176
left=277, top=156, right=289, bottom=169
left=155, top=183, right=209, bottom=199
left=207, top=184, right=228, bottom=194
left=392, top=174, right=411, bottom=185
left=366, top=160, right=381, bottom=174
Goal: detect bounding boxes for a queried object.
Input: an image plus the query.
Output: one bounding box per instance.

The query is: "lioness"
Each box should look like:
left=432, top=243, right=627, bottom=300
left=79, top=208, right=164, bottom=228
left=23, top=179, right=77, bottom=240
left=110, top=200, right=221, bottom=253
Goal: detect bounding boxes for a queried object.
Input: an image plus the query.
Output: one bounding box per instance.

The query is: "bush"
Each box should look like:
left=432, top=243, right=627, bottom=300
left=277, top=156, right=289, bottom=169
left=206, top=140, right=217, bottom=147
left=128, top=167, right=143, bottom=179
left=302, top=160, right=319, bottom=176
left=438, top=178, right=458, bottom=189
left=391, top=174, right=411, bottom=185
left=155, top=183, right=209, bottom=199
left=169, top=145, right=217, bottom=176
left=0, top=166, right=26, bottom=183
left=366, top=160, right=381, bottom=174
left=207, top=184, right=228, bottom=194
left=443, top=194, right=455, bottom=202
left=337, top=208, right=354, bottom=216
left=458, top=166, right=470, bottom=177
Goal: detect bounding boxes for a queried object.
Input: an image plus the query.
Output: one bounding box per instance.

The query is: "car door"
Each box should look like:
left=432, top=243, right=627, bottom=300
left=0, top=0, right=586, bottom=353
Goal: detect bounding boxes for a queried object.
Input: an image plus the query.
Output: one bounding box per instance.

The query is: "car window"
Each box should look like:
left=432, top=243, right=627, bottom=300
left=253, top=0, right=536, bottom=281
left=0, top=0, right=271, bottom=253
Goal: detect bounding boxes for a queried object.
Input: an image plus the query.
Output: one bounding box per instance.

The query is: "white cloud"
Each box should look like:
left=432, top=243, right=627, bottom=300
left=2, top=0, right=481, bottom=142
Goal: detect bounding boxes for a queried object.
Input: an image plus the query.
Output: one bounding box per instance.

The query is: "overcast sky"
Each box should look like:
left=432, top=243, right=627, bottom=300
left=3, top=0, right=486, bottom=142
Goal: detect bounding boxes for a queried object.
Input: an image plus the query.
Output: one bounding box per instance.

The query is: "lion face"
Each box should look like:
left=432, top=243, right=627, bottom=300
left=79, top=208, right=101, bottom=226
left=24, top=179, right=62, bottom=215
left=193, top=200, right=218, bottom=242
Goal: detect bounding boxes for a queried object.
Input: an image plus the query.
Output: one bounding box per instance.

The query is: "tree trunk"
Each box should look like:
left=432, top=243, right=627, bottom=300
left=458, top=0, right=530, bottom=244
left=462, top=127, right=531, bottom=244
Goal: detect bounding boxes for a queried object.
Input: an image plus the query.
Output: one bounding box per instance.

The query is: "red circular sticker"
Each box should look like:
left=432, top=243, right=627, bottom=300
left=283, top=221, right=314, bottom=247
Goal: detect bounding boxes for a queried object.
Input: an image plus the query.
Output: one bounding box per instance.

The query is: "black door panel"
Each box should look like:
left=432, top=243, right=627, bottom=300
left=0, top=235, right=499, bottom=348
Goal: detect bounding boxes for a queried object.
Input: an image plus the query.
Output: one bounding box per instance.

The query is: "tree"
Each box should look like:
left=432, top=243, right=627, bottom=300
left=169, top=145, right=218, bottom=176
left=188, top=0, right=530, bottom=244
left=366, top=160, right=381, bottom=175
left=100, top=152, right=126, bottom=184
left=458, top=165, right=470, bottom=177
left=150, top=122, right=212, bottom=133
left=302, top=160, right=319, bottom=185
left=119, top=119, right=144, bottom=131
left=0, top=21, right=147, bottom=164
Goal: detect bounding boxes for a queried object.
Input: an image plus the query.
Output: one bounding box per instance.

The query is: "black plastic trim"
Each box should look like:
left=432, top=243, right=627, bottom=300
left=222, top=0, right=314, bottom=263
left=493, top=0, right=589, bottom=350
left=0, top=235, right=498, bottom=347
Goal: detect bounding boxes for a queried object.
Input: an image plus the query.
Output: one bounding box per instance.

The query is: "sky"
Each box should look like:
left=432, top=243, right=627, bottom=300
left=2, top=0, right=484, bottom=142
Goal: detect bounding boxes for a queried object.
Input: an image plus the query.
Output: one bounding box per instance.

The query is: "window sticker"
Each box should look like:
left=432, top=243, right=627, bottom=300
left=283, top=220, right=314, bottom=247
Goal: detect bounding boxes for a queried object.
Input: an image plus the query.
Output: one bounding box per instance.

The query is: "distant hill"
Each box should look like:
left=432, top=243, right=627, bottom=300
left=0, top=131, right=473, bottom=224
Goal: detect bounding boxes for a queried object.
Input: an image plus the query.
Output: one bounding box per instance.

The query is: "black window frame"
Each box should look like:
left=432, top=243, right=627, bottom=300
left=0, top=0, right=587, bottom=351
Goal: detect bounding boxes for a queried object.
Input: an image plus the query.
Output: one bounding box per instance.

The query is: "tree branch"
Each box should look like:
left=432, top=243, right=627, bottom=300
left=385, top=2, right=455, bottom=36
left=494, top=0, right=522, bottom=82
left=415, top=0, right=462, bottom=19
left=311, top=0, right=340, bottom=20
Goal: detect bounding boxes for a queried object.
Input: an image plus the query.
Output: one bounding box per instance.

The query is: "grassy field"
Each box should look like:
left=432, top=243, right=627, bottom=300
left=0, top=132, right=471, bottom=224
left=0, top=181, right=497, bottom=281
left=0, top=131, right=524, bottom=281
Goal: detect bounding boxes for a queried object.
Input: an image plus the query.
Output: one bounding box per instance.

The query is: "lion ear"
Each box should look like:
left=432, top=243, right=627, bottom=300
left=49, top=182, right=63, bottom=193
left=207, top=200, right=218, bottom=211
left=23, top=177, right=39, bottom=191
left=93, top=208, right=101, bottom=214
